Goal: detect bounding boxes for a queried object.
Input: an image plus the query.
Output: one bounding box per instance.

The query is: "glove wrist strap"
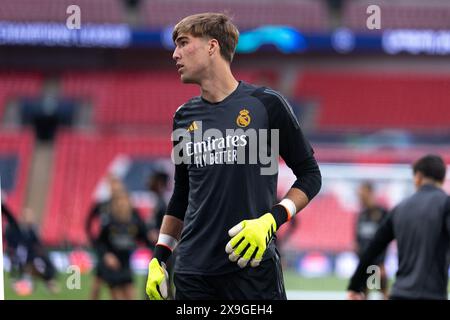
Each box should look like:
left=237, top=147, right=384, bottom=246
left=271, top=205, right=287, bottom=228
left=153, top=245, right=172, bottom=264
left=154, top=233, right=178, bottom=263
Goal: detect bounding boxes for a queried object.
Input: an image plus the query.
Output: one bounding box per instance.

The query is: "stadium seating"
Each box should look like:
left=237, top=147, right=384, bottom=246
left=42, top=131, right=361, bottom=249
left=0, top=0, right=330, bottom=30
left=4, top=0, right=450, bottom=33
left=7, top=69, right=450, bottom=250
left=42, top=130, right=172, bottom=245
left=142, top=0, right=329, bottom=31
left=343, top=0, right=450, bottom=30
left=0, top=0, right=124, bottom=24
left=295, top=71, right=450, bottom=131
left=0, top=72, right=43, bottom=120
left=0, top=130, right=35, bottom=216
left=280, top=193, right=355, bottom=252
left=62, top=71, right=199, bottom=130
left=278, top=146, right=450, bottom=252
left=62, top=70, right=278, bottom=129
left=63, top=69, right=450, bottom=132
left=43, top=136, right=450, bottom=250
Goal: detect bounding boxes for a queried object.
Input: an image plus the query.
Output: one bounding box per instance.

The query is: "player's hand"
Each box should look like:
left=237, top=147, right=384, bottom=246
left=146, top=258, right=169, bottom=300
left=347, top=291, right=366, bottom=300
left=104, top=253, right=121, bottom=270
left=225, top=213, right=277, bottom=268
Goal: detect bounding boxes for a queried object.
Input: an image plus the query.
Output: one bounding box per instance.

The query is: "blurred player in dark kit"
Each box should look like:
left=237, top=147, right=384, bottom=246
left=95, top=191, right=152, bottom=299
left=354, top=181, right=389, bottom=299
left=348, top=155, right=450, bottom=300
left=6, top=208, right=58, bottom=295
left=85, top=174, right=126, bottom=299
left=147, top=171, right=170, bottom=246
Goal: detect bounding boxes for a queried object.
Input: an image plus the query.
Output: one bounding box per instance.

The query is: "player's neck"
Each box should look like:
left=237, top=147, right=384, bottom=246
left=200, top=66, right=238, bottom=103
left=418, top=179, right=442, bottom=189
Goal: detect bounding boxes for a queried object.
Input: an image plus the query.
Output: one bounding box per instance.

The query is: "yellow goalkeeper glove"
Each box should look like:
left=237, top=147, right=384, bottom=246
left=146, top=258, right=169, bottom=300
left=225, top=213, right=277, bottom=268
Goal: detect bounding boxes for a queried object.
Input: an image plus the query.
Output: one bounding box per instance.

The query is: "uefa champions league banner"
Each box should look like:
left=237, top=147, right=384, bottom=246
left=1, top=21, right=450, bottom=56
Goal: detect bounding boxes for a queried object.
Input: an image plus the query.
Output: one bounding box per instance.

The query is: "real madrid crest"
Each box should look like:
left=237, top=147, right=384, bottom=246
left=236, top=109, right=251, bottom=127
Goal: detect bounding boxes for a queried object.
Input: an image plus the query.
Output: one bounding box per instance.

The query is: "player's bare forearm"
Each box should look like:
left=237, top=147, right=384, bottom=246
left=269, top=187, right=311, bottom=229
left=283, top=188, right=310, bottom=212
left=150, top=214, right=183, bottom=264
left=160, top=214, right=184, bottom=241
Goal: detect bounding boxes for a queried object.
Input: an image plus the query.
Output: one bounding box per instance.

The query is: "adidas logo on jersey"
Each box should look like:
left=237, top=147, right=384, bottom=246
left=187, top=121, right=198, bottom=132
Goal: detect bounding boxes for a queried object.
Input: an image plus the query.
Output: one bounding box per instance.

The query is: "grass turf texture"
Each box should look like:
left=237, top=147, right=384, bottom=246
left=3, top=270, right=448, bottom=300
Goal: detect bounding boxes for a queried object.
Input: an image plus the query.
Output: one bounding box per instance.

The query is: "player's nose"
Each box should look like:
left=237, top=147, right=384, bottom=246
left=172, top=47, right=181, bottom=61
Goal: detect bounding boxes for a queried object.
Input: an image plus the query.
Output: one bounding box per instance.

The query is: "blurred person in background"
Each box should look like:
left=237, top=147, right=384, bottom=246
left=95, top=191, right=152, bottom=299
left=354, top=181, right=389, bottom=299
left=348, top=154, right=450, bottom=300
left=85, top=174, right=126, bottom=299
left=2, top=202, right=20, bottom=234
left=2, top=201, right=23, bottom=280
left=144, top=170, right=176, bottom=299
left=7, top=208, right=58, bottom=295
left=86, top=174, right=127, bottom=243
left=146, top=171, right=170, bottom=246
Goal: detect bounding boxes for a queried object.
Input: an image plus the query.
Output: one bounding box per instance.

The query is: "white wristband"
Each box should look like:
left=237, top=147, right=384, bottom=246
left=157, top=234, right=178, bottom=251
left=279, top=198, right=297, bottom=220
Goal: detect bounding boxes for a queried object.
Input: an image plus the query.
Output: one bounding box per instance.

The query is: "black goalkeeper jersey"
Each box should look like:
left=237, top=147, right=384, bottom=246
left=168, top=81, right=319, bottom=275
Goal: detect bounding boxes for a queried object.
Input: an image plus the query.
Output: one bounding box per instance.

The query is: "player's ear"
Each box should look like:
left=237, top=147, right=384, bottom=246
left=208, top=39, right=219, bottom=56
left=413, top=172, right=423, bottom=189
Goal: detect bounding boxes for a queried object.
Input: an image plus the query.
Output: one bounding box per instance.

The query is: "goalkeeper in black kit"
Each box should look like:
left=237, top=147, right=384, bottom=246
left=146, top=13, right=322, bottom=300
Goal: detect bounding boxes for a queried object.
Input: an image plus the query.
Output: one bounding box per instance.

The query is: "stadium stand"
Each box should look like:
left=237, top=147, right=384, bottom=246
left=142, top=0, right=329, bottom=31
left=61, top=70, right=278, bottom=129
left=284, top=193, right=355, bottom=252
left=0, top=130, right=35, bottom=216
left=0, top=0, right=330, bottom=30
left=279, top=146, right=450, bottom=253
left=34, top=67, right=450, bottom=249
left=42, top=131, right=172, bottom=245
left=343, top=0, right=450, bottom=30
left=0, top=72, right=43, bottom=120
left=3, top=0, right=450, bottom=33
left=295, top=71, right=450, bottom=132
left=0, top=0, right=125, bottom=24
left=62, top=71, right=199, bottom=129
left=2, top=68, right=448, bottom=251
left=42, top=136, right=450, bottom=251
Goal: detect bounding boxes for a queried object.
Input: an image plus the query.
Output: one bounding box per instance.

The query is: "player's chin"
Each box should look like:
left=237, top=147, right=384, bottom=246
left=180, top=73, right=196, bottom=84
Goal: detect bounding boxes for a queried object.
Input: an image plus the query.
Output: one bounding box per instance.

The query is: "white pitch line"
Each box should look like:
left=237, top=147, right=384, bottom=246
left=286, top=290, right=386, bottom=300
left=287, top=290, right=345, bottom=300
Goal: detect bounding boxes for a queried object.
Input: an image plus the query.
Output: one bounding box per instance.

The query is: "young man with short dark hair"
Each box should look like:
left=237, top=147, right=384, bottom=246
left=146, top=13, right=321, bottom=300
left=348, top=154, right=450, bottom=300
